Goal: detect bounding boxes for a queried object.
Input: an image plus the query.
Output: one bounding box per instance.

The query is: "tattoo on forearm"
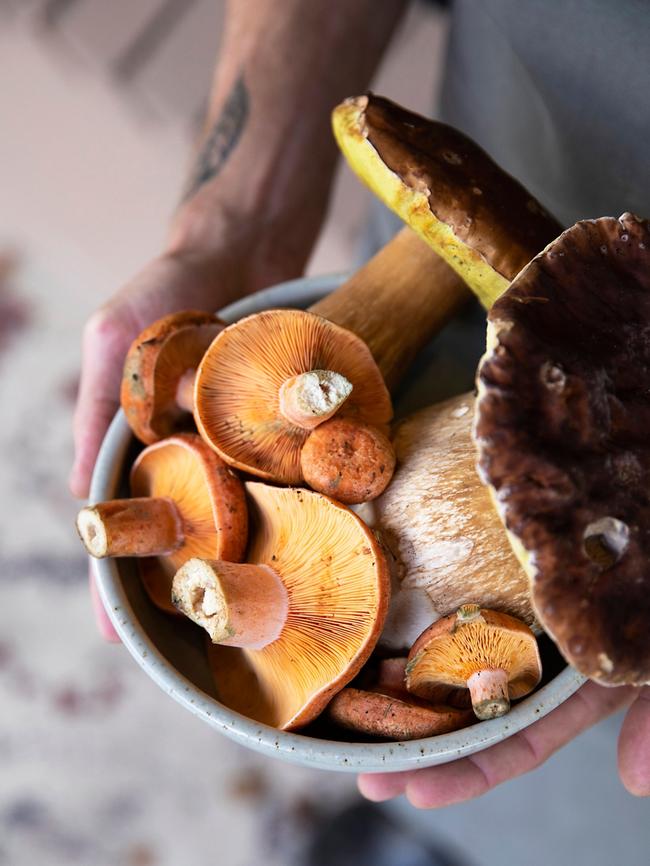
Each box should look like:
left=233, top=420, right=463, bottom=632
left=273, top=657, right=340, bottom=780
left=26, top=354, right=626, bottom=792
left=183, top=74, right=250, bottom=200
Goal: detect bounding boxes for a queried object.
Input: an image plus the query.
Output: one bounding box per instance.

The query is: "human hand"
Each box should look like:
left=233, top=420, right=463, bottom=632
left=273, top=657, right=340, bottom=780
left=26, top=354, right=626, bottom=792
left=358, top=681, right=650, bottom=805
left=72, top=228, right=310, bottom=640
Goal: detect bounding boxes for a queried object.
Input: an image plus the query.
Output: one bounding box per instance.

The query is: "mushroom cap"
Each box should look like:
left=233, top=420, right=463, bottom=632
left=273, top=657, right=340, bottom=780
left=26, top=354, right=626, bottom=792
left=332, top=94, right=562, bottom=307
left=194, top=309, right=392, bottom=483
left=475, top=213, right=650, bottom=685
left=406, top=607, right=541, bottom=702
left=206, top=482, right=390, bottom=730
left=300, top=417, right=396, bottom=504
left=326, top=687, right=473, bottom=741
left=121, top=310, right=224, bottom=444
left=130, top=434, right=247, bottom=613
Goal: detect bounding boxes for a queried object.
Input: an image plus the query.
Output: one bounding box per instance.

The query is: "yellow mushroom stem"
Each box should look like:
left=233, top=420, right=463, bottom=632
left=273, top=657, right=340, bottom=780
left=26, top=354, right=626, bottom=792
left=175, top=368, right=197, bottom=413
left=467, top=669, right=510, bottom=720
left=278, top=369, right=353, bottom=430
left=172, top=558, right=289, bottom=650
left=76, top=498, right=184, bottom=558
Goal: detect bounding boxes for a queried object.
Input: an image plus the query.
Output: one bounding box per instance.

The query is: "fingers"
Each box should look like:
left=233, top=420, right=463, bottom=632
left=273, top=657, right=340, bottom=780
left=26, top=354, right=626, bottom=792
left=89, top=564, right=121, bottom=643
left=358, top=680, right=635, bottom=808
left=618, top=686, right=650, bottom=796
left=69, top=308, right=137, bottom=498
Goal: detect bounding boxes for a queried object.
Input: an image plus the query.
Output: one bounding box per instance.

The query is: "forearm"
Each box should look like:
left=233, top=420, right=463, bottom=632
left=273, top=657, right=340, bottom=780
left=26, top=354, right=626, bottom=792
left=168, top=0, right=408, bottom=261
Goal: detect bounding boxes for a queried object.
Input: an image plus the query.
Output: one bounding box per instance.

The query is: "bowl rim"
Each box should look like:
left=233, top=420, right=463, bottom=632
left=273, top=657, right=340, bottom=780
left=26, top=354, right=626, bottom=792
left=91, top=273, right=586, bottom=773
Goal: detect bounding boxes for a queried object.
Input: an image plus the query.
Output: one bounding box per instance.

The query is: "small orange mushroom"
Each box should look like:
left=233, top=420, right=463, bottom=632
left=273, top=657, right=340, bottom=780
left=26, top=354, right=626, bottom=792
left=406, top=604, right=541, bottom=721
left=77, top=434, right=247, bottom=613
left=171, top=483, right=390, bottom=730
left=300, top=417, right=396, bottom=504
left=194, top=226, right=468, bottom=491
left=121, top=310, right=224, bottom=444
left=327, top=687, right=473, bottom=741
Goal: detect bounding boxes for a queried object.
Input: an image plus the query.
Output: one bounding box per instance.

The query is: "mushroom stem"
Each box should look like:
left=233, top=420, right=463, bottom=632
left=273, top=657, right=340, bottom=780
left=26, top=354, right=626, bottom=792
left=76, top=498, right=184, bottom=558
left=310, top=227, right=471, bottom=390
left=172, top=559, right=289, bottom=649
left=175, top=368, right=196, bottom=413
left=467, top=669, right=510, bottom=720
left=278, top=369, right=353, bottom=430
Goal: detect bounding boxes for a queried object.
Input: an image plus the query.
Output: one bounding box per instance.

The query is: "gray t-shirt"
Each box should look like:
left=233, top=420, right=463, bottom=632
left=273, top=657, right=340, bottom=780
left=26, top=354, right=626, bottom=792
left=439, top=0, right=649, bottom=227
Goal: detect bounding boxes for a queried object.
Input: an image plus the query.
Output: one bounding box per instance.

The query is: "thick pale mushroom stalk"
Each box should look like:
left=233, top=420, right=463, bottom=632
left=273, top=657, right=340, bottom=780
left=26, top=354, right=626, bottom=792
left=372, top=392, right=536, bottom=652
left=77, top=498, right=183, bottom=558
left=172, top=560, right=289, bottom=650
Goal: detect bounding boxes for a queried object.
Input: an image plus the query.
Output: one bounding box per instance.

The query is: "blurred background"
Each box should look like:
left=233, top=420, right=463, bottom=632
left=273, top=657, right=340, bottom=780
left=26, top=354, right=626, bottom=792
left=0, top=2, right=647, bottom=865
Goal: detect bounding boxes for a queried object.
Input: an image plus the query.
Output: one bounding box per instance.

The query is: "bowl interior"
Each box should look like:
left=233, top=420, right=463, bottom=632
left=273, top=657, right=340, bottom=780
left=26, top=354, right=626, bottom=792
left=92, top=274, right=585, bottom=772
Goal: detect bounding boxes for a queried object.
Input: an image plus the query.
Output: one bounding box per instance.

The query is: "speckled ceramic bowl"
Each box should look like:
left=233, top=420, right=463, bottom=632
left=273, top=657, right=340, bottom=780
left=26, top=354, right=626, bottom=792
left=91, top=275, right=585, bottom=772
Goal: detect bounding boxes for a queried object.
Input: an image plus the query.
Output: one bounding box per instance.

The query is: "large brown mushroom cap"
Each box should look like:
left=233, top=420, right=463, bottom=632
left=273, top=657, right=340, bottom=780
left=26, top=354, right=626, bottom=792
left=194, top=309, right=392, bottom=483
left=121, top=310, right=224, bottom=444
left=130, top=434, right=247, bottom=613
left=332, top=93, right=562, bottom=307
left=203, top=482, right=390, bottom=730
left=476, top=214, right=650, bottom=685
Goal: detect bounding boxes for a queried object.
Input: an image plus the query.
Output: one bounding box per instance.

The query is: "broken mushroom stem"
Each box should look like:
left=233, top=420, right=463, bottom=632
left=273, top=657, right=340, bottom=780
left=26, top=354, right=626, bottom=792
left=278, top=369, right=353, bottom=430
left=77, top=497, right=184, bottom=558
left=466, top=669, right=510, bottom=719
left=173, top=559, right=289, bottom=650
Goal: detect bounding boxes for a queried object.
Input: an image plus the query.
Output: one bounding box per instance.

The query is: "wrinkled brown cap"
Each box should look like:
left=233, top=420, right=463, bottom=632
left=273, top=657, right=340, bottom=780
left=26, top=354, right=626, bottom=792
left=332, top=94, right=562, bottom=307
left=121, top=310, right=223, bottom=444
left=476, top=214, right=650, bottom=685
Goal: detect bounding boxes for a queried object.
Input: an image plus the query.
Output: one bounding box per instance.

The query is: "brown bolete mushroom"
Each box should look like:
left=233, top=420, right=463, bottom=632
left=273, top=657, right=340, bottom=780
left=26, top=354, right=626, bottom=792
left=121, top=310, right=224, bottom=444
left=406, top=604, right=541, bottom=720
left=171, top=482, right=390, bottom=730
left=193, top=225, right=470, bottom=488
left=332, top=93, right=562, bottom=308
left=367, top=392, right=536, bottom=652
left=77, top=433, right=247, bottom=613
left=327, top=656, right=473, bottom=740
left=476, top=213, right=650, bottom=686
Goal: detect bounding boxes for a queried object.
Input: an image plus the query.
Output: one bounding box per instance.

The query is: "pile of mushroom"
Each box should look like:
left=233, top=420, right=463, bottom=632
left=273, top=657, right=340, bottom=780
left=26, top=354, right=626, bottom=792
left=77, top=90, right=650, bottom=745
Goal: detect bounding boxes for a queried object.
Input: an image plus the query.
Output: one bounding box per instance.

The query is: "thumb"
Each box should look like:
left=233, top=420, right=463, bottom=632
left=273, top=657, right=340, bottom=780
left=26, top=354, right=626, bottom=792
left=69, top=310, right=135, bottom=498
left=618, top=686, right=650, bottom=796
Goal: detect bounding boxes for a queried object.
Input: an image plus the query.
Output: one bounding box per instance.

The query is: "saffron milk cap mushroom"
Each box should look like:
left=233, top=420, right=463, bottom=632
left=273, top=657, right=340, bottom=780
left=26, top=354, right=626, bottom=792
left=371, top=392, right=535, bottom=652
left=332, top=93, right=562, bottom=307
left=327, top=656, right=473, bottom=740
left=171, top=482, right=390, bottom=730
left=77, top=434, right=247, bottom=613
left=121, top=310, right=224, bottom=444
left=476, top=213, right=650, bottom=685
left=194, top=226, right=470, bottom=489
left=406, top=604, right=541, bottom=721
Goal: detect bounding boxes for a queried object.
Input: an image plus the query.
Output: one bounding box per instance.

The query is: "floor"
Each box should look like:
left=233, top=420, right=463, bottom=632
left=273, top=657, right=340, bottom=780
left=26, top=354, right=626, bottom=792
left=0, top=3, right=647, bottom=865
